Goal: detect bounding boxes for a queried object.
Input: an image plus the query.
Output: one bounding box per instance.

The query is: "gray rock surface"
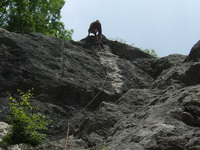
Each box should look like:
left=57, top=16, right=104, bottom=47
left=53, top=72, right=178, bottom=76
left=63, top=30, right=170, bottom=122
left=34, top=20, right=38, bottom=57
left=0, top=122, right=12, bottom=143
left=6, top=144, right=31, bottom=150
left=184, top=40, right=200, bottom=62
left=0, top=28, right=153, bottom=108
left=1, top=28, right=200, bottom=150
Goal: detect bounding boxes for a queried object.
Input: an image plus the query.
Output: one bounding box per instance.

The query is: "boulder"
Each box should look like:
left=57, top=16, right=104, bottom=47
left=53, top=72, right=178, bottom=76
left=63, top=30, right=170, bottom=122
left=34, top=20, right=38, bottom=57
left=0, top=122, right=12, bottom=145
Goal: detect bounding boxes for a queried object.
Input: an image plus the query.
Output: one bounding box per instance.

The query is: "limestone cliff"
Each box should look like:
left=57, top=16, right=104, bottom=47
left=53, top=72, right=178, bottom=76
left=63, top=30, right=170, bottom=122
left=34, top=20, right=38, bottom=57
left=1, top=28, right=200, bottom=150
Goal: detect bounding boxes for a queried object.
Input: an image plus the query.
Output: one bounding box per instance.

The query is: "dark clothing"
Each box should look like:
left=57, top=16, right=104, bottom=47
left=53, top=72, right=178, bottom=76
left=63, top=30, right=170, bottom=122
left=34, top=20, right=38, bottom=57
left=88, top=20, right=102, bottom=43
left=88, top=21, right=102, bottom=35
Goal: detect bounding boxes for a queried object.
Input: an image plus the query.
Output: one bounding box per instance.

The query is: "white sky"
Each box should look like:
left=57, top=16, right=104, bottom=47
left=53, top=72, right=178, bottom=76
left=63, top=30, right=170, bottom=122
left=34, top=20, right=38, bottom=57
left=61, top=0, right=200, bottom=57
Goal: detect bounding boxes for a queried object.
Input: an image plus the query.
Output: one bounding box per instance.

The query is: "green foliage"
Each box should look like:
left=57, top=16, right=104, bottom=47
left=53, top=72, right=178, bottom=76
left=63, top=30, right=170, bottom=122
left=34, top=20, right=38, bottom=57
left=98, top=145, right=105, bottom=150
left=6, top=89, right=51, bottom=146
left=0, top=0, right=73, bottom=40
left=143, top=49, right=159, bottom=58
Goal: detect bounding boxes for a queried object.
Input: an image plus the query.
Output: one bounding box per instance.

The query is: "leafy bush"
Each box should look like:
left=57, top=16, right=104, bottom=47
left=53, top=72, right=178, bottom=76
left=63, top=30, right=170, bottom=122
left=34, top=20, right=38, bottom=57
left=6, top=89, right=51, bottom=146
left=143, top=49, right=159, bottom=58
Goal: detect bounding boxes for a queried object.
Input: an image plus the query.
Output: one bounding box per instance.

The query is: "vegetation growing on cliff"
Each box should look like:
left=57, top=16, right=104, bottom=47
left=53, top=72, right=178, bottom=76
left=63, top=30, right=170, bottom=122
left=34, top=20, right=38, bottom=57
left=6, top=89, right=51, bottom=146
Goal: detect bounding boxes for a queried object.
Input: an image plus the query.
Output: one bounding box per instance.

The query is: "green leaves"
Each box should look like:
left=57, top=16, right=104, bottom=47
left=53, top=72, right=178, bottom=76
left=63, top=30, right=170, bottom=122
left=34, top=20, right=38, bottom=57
left=1, top=0, right=73, bottom=40
left=143, top=49, right=159, bottom=58
left=6, top=89, right=51, bottom=146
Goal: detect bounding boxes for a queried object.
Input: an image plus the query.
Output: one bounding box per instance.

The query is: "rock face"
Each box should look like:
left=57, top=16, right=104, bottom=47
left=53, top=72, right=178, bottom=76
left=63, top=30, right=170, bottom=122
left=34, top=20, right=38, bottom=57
left=0, top=122, right=12, bottom=143
left=1, top=28, right=200, bottom=150
left=0, top=29, right=153, bottom=107
left=184, top=40, right=200, bottom=62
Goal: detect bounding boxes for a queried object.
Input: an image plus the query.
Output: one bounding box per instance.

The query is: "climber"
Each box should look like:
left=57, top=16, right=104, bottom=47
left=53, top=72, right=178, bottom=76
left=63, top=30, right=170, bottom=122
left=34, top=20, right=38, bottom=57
left=88, top=20, right=102, bottom=44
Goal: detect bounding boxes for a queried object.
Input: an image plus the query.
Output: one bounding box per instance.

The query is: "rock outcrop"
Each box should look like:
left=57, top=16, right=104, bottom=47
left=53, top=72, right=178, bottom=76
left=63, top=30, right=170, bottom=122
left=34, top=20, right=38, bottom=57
left=184, top=40, right=200, bottom=62
left=1, top=28, right=200, bottom=150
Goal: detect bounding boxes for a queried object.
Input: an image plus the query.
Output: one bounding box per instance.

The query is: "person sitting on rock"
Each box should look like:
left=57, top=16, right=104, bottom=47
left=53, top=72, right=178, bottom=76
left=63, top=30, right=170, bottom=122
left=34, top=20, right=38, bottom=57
left=88, top=20, right=102, bottom=44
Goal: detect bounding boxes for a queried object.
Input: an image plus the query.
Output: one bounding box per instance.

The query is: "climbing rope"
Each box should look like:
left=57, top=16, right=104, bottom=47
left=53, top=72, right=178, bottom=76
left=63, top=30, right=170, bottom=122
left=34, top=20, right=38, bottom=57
left=63, top=42, right=109, bottom=150
left=64, top=123, right=70, bottom=150
left=81, top=43, right=108, bottom=111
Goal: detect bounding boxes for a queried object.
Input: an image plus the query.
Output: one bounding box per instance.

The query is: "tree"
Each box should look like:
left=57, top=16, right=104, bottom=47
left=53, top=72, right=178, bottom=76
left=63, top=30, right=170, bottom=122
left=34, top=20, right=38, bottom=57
left=0, top=0, right=73, bottom=40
